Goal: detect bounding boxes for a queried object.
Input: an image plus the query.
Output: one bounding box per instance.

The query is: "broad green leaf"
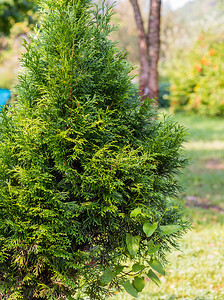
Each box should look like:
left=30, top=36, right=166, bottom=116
left=122, top=281, right=138, bottom=298
left=143, top=222, right=158, bottom=237
left=147, top=269, right=161, bottom=286
left=132, top=263, right=145, bottom=273
left=126, top=233, right=141, bottom=257
left=101, top=268, right=115, bottom=286
left=160, top=225, right=182, bottom=235
left=147, top=258, right=165, bottom=276
left=115, top=265, right=126, bottom=275
left=147, top=240, right=153, bottom=248
left=148, top=244, right=160, bottom=254
left=133, top=276, right=145, bottom=292
left=130, top=207, right=142, bottom=218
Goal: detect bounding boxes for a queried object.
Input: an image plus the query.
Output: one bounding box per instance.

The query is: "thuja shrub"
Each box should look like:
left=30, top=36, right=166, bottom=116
left=0, top=0, right=189, bottom=299
left=169, top=32, right=224, bottom=116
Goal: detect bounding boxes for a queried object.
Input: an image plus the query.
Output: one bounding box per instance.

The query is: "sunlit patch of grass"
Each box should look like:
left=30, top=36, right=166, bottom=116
left=172, top=112, right=224, bottom=142
left=184, top=140, right=224, bottom=150
left=185, top=207, right=224, bottom=226
left=180, top=164, right=224, bottom=207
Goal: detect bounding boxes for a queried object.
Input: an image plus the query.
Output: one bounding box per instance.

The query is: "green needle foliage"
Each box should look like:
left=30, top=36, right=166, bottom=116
left=0, top=0, right=190, bottom=299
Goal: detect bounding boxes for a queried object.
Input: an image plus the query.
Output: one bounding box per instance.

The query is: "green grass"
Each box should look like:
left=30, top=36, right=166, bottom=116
left=112, top=112, right=224, bottom=300
left=174, top=113, right=224, bottom=142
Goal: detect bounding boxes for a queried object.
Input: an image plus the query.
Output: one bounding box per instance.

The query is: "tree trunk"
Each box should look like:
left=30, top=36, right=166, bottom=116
left=130, top=0, right=149, bottom=100
left=148, top=0, right=161, bottom=104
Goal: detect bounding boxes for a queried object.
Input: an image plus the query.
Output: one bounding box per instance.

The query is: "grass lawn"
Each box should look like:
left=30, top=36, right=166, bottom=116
left=113, top=112, right=224, bottom=300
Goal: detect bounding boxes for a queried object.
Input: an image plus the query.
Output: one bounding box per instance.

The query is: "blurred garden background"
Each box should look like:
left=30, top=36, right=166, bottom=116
left=1, top=0, right=224, bottom=299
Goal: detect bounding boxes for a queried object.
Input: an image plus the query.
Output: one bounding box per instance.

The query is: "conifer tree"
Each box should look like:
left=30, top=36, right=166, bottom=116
left=0, top=0, right=189, bottom=299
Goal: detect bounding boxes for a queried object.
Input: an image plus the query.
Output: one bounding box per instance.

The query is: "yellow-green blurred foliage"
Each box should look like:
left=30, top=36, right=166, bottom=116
left=0, top=20, right=33, bottom=89
left=0, top=4, right=38, bottom=90
left=168, top=33, right=224, bottom=116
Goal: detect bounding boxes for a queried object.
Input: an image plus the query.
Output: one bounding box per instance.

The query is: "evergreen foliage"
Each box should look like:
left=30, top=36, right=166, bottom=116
left=0, top=0, right=189, bottom=298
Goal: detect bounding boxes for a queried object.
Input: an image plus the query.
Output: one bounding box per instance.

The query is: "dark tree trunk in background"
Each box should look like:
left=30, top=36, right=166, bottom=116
left=130, top=0, right=149, bottom=101
left=129, top=0, right=161, bottom=104
left=148, top=0, right=161, bottom=105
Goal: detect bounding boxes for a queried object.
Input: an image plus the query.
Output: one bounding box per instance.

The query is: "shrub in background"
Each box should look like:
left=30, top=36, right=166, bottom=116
left=168, top=33, right=224, bottom=116
left=0, top=0, right=37, bottom=36
left=159, top=81, right=170, bottom=108
left=0, top=0, right=189, bottom=299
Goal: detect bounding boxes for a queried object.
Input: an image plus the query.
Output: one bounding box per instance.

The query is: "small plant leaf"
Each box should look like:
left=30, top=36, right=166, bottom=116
left=132, top=263, right=145, bottom=273
left=160, top=225, right=182, bottom=235
left=130, top=207, right=142, bottom=218
left=126, top=233, right=141, bottom=257
left=147, top=244, right=160, bottom=254
left=147, top=269, right=161, bottom=286
left=115, top=265, right=126, bottom=275
left=143, top=222, right=158, bottom=237
left=133, top=276, right=145, bottom=292
left=147, top=258, right=165, bottom=276
left=100, top=268, right=115, bottom=286
left=122, top=280, right=138, bottom=298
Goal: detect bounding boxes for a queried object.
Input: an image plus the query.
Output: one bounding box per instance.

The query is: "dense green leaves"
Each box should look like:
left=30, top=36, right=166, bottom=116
left=132, top=263, right=145, bottom=273
left=101, top=268, right=116, bottom=286
left=133, top=277, right=145, bottom=292
left=130, top=207, right=142, bottom=218
left=148, top=244, right=161, bottom=254
left=160, top=224, right=182, bottom=235
left=143, top=222, right=158, bottom=237
left=147, top=270, right=161, bottom=286
left=147, top=258, right=166, bottom=276
left=126, top=234, right=141, bottom=257
left=122, top=281, right=138, bottom=298
left=0, top=0, right=189, bottom=299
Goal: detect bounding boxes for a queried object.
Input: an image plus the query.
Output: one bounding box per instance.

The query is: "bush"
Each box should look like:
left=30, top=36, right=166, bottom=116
left=0, top=0, right=189, bottom=299
left=168, top=33, right=224, bottom=116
